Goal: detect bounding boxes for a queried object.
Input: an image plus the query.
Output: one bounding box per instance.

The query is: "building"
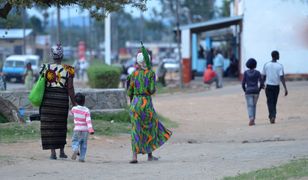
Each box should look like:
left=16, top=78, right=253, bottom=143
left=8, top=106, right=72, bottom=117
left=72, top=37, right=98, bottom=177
left=180, top=0, right=308, bottom=83
left=0, top=29, right=51, bottom=65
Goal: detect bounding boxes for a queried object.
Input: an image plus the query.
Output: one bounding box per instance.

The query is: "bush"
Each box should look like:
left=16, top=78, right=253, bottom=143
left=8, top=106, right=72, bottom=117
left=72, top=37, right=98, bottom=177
left=87, top=64, right=121, bottom=88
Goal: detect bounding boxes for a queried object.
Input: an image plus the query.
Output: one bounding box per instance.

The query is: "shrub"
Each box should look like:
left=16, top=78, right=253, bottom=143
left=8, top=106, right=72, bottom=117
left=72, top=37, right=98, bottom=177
left=87, top=64, right=121, bottom=88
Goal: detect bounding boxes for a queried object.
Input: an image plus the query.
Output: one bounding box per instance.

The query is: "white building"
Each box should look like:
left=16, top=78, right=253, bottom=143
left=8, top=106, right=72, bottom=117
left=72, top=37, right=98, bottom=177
left=180, top=0, right=308, bottom=82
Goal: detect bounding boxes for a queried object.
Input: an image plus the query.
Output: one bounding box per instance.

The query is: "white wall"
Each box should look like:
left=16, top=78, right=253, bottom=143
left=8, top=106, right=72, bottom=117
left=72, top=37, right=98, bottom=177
left=241, top=0, right=308, bottom=74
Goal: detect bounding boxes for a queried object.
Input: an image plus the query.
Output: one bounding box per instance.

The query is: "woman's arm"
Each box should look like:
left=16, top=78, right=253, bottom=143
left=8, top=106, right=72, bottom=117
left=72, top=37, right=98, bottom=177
left=241, top=72, right=246, bottom=92
left=67, top=77, right=76, bottom=106
left=148, top=71, right=156, bottom=95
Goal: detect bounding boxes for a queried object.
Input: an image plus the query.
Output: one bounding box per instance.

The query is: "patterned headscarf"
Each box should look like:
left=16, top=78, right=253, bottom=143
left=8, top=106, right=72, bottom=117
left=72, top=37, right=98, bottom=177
left=51, top=43, right=63, bottom=59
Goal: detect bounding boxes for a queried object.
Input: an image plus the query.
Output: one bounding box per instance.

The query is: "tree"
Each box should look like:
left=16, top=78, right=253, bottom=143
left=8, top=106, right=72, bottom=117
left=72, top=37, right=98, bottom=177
left=0, top=0, right=147, bottom=19
left=159, top=0, right=215, bottom=25
left=220, top=0, right=232, bottom=17
left=30, top=16, right=43, bottom=33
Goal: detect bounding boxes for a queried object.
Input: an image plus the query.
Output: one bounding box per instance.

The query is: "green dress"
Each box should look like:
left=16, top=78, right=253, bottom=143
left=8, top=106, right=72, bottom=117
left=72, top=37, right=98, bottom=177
left=127, top=68, right=172, bottom=154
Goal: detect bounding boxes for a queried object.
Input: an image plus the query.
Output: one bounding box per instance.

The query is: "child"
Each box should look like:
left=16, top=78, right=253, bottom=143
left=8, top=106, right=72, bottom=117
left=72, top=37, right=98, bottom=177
left=242, top=58, right=264, bottom=126
left=24, top=62, right=34, bottom=90
left=70, top=93, right=94, bottom=162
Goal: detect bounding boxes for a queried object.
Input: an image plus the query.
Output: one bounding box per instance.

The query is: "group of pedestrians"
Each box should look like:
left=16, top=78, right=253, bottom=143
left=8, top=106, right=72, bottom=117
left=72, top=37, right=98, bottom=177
left=36, top=44, right=171, bottom=164
left=242, top=50, right=288, bottom=126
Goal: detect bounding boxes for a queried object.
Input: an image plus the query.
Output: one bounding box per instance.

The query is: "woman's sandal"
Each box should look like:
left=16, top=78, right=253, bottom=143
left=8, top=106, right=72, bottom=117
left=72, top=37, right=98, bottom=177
left=129, top=160, right=138, bottom=164
left=49, top=154, right=57, bottom=160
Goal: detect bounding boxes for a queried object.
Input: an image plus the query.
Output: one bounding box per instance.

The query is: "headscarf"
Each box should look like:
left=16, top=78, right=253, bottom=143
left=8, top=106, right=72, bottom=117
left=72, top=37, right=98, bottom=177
left=51, top=43, right=63, bottom=59
left=136, top=52, right=151, bottom=69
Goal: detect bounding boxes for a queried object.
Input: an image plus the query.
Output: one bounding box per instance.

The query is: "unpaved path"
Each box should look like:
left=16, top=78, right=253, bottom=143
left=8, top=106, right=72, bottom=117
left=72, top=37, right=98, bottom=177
left=1, top=81, right=308, bottom=180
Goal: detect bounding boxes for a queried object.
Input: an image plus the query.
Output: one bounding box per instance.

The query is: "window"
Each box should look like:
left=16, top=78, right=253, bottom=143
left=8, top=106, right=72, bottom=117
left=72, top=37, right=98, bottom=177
left=15, top=61, right=25, bottom=67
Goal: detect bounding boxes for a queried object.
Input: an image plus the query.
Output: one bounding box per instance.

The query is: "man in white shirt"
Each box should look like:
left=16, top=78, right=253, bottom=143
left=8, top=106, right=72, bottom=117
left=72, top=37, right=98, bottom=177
left=213, top=49, right=224, bottom=88
left=262, top=50, right=288, bottom=124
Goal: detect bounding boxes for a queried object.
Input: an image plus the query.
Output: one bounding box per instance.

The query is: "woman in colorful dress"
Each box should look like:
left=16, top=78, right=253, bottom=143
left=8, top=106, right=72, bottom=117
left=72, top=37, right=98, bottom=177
left=127, top=51, right=172, bottom=164
left=39, top=44, right=76, bottom=159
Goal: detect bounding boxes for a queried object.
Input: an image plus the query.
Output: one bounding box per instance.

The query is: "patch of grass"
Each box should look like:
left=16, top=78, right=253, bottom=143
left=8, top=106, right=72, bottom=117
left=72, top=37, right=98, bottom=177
left=156, top=83, right=181, bottom=94
left=223, top=158, right=308, bottom=180
left=0, top=113, right=8, bottom=123
left=0, top=122, right=40, bottom=143
left=92, top=109, right=130, bottom=123
left=0, top=110, right=177, bottom=143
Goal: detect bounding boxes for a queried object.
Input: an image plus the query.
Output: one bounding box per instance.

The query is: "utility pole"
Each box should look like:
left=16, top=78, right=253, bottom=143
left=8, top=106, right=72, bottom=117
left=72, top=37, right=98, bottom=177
left=56, top=2, right=61, bottom=43
left=176, top=0, right=184, bottom=88
left=22, top=8, right=26, bottom=54
left=140, top=11, right=144, bottom=41
left=105, top=14, right=111, bottom=65
left=67, top=7, right=71, bottom=47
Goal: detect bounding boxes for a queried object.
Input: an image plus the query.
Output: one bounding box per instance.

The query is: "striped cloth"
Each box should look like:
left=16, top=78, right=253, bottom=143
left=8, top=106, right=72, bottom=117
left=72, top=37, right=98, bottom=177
left=40, top=87, right=69, bottom=150
left=71, top=105, right=94, bottom=133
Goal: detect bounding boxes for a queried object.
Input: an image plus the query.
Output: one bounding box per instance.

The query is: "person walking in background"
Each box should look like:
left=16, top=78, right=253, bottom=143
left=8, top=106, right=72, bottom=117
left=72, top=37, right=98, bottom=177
left=70, top=93, right=94, bottom=162
left=127, top=51, right=172, bottom=164
left=206, top=48, right=214, bottom=66
left=242, top=58, right=264, bottom=126
left=213, top=49, right=224, bottom=88
left=156, top=61, right=167, bottom=87
left=262, top=50, right=288, bottom=124
left=203, top=64, right=219, bottom=88
left=24, top=62, right=34, bottom=90
left=39, top=43, right=76, bottom=159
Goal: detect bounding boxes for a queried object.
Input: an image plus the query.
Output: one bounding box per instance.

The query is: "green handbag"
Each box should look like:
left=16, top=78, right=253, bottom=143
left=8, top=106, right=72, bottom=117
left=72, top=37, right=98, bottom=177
left=28, top=75, right=46, bottom=107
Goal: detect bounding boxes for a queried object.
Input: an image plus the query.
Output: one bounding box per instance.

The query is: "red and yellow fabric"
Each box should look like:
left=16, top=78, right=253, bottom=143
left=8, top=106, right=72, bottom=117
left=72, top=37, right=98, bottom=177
left=40, top=63, right=74, bottom=88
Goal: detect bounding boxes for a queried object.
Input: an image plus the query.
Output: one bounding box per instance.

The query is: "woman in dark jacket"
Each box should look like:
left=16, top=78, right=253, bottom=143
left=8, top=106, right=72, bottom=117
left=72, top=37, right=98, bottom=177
left=39, top=44, right=76, bottom=159
left=242, top=58, right=264, bottom=126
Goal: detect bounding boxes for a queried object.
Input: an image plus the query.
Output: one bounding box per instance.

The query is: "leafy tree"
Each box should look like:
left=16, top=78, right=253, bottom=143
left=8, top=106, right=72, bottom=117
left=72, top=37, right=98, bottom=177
left=159, top=0, right=215, bottom=25
left=29, top=16, right=43, bottom=33
left=220, top=0, right=231, bottom=17
left=0, top=0, right=147, bottom=19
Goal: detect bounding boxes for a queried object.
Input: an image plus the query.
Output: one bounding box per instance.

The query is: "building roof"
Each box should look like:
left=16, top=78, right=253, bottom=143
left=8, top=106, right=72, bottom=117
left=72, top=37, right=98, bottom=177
left=0, top=29, right=33, bottom=39
left=179, top=16, right=243, bottom=33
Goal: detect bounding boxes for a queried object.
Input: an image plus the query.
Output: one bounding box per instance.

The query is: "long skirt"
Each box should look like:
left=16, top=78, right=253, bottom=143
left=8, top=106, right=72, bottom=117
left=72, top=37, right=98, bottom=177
left=40, top=87, right=69, bottom=150
left=129, top=95, right=172, bottom=154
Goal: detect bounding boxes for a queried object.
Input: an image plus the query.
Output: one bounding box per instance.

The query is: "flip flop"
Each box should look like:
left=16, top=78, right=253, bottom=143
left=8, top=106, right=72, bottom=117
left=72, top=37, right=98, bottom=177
left=129, top=160, right=138, bottom=164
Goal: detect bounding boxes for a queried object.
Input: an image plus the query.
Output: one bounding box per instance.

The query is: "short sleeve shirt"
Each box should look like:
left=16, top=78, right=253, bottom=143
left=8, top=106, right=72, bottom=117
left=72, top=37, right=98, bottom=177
left=262, top=61, right=284, bottom=85
left=40, top=63, right=75, bottom=88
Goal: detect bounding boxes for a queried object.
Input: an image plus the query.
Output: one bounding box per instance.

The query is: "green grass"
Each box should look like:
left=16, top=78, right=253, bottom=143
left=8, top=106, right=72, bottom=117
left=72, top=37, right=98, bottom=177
left=0, top=110, right=177, bottom=143
left=155, top=83, right=181, bottom=94
left=0, top=122, right=41, bottom=143
left=0, top=113, right=8, bottom=123
left=223, top=158, right=308, bottom=180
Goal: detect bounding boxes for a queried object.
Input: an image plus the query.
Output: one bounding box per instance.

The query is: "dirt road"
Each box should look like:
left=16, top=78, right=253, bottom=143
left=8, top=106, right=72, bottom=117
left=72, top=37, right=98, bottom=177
left=1, top=81, right=308, bottom=180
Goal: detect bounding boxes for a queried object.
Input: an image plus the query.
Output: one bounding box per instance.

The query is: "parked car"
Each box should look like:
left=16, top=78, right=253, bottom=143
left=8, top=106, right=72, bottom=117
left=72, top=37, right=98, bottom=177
left=2, top=55, right=27, bottom=83
left=162, top=58, right=180, bottom=72
left=2, top=55, right=40, bottom=83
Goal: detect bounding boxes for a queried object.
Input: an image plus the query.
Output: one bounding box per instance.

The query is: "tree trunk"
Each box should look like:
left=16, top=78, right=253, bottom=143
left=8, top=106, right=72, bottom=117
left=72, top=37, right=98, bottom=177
left=0, top=96, right=23, bottom=123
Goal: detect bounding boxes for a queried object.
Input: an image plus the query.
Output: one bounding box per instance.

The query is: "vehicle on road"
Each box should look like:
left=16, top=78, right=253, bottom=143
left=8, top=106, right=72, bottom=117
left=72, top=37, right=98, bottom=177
left=162, top=58, right=180, bottom=72
left=2, top=55, right=41, bottom=83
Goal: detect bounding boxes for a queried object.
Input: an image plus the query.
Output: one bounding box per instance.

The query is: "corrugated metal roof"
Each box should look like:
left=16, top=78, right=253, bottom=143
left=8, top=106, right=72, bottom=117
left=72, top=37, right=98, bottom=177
left=0, top=29, right=33, bottom=39
left=179, top=16, right=243, bottom=32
